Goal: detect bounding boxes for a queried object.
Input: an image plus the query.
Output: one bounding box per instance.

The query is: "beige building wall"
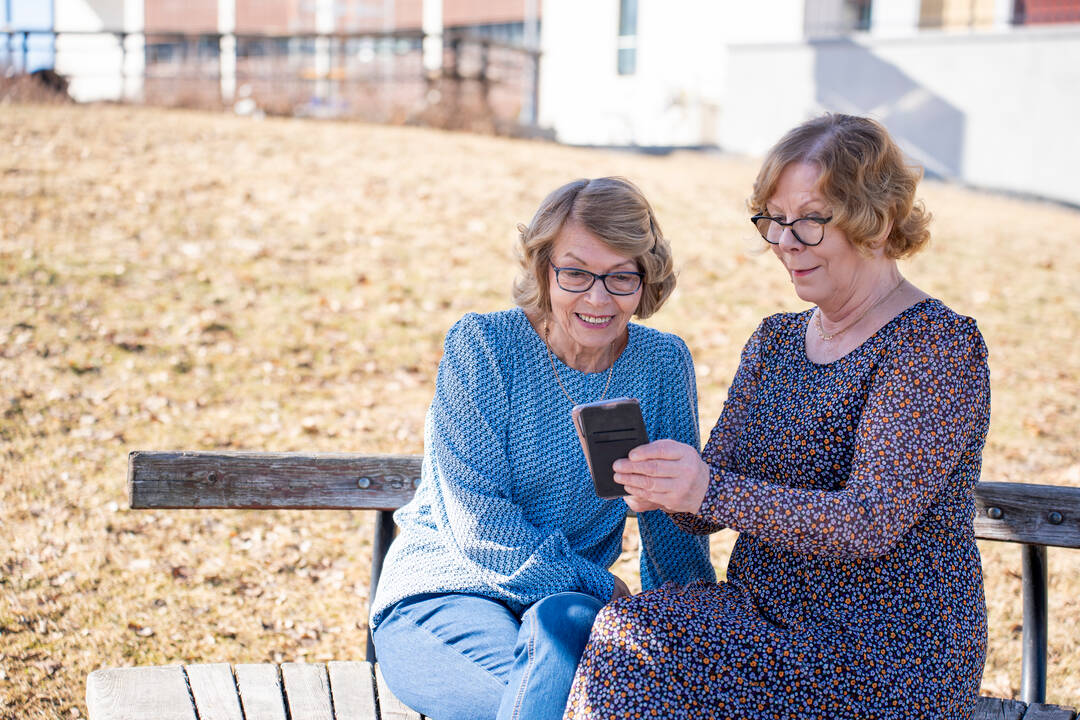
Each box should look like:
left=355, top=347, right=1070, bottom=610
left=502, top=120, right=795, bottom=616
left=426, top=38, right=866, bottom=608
left=141, top=0, right=537, bottom=35
left=444, top=0, right=536, bottom=27
left=920, top=0, right=999, bottom=27
left=236, top=0, right=303, bottom=34
left=338, top=0, right=534, bottom=32
left=337, top=0, right=424, bottom=32
left=144, top=0, right=218, bottom=32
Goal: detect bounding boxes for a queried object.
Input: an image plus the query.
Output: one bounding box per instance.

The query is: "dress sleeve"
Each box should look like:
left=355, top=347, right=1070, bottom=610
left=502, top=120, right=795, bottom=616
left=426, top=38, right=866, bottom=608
left=669, top=321, right=765, bottom=535
left=692, top=314, right=990, bottom=560
left=425, top=315, right=617, bottom=606
left=636, top=336, right=717, bottom=588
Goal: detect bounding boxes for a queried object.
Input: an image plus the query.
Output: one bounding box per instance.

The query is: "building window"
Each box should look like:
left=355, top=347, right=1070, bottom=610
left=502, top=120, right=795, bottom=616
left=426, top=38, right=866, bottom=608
left=850, top=0, right=873, bottom=29
left=617, top=0, right=637, bottom=75
left=804, top=0, right=872, bottom=36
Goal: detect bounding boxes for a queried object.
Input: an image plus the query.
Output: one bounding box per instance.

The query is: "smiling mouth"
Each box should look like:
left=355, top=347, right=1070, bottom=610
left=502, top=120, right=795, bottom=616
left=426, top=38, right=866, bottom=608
left=576, top=313, right=614, bottom=326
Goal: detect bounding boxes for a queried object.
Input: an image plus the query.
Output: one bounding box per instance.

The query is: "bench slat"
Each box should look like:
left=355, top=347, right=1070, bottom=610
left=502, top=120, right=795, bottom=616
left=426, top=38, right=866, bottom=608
left=328, top=661, right=379, bottom=720
left=974, top=695, right=1028, bottom=720
left=129, top=451, right=1080, bottom=548
left=1022, top=704, right=1078, bottom=719
left=84, top=664, right=393, bottom=720
left=86, top=665, right=197, bottom=720
left=129, top=451, right=420, bottom=511
left=234, top=664, right=288, bottom=720
left=375, top=664, right=423, bottom=720
left=281, top=662, right=334, bottom=720
left=973, top=482, right=1080, bottom=548
left=187, top=663, right=244, bottom=720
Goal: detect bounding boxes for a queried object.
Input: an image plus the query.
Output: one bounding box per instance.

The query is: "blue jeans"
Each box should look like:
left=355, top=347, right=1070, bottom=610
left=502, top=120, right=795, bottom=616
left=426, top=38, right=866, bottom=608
left=373, top=592, right=603, bottom=720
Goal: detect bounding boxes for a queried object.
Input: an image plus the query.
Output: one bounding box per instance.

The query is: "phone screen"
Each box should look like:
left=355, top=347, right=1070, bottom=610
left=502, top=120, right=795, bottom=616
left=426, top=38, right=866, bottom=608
left=572, top=398, right=649, bottom=498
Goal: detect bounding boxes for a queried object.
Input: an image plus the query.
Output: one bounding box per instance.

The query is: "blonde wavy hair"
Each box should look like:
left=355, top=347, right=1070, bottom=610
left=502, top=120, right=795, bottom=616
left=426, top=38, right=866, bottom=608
left=512, top=177, right=675, bottom=319
left=749, top=114, right=931, bottom=258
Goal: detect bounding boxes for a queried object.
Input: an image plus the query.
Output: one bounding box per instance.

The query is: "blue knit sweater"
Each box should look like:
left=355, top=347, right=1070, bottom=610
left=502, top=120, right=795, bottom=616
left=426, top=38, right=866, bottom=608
left=370, top=308, right=716, bottom=628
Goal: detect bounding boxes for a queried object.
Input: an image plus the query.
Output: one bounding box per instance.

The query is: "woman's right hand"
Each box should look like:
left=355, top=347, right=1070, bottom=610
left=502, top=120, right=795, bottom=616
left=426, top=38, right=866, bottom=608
left=613, top=439, right=711, bottom=515
left=611, top=575, right=631, bottom=601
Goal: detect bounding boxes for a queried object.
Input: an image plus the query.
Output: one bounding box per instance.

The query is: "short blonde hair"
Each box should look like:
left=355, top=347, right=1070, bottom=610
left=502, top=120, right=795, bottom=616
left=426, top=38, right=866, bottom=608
left=749, top=114, right=931, bottom=258
left=513, top=177, right=675, bottom=319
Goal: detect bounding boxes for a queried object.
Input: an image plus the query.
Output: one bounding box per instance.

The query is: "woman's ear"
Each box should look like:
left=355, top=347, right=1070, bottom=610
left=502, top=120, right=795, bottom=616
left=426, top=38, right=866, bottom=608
left=869, top=218, right=894, bottom=257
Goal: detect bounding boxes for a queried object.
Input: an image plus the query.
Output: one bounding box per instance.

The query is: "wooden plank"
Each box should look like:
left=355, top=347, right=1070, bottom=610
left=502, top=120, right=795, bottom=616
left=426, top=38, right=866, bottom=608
left=281, top=662, right=334, bottom=720
left=86, top=665, right=197, bottom=720
left=972, top=696, right=998, bottom=720
left=973, top=696, right=1027, bottom=720
left=185, top=663, right=243, bottom=720
left=375, top=663, right=422, bottom=720
left=1002, top=699, right=1030, bottom=720
left=328, top=661, right=379, bottom=720
left=234, top=664, right=288, bottom=720
left=971, top=699, right=1079, bottom=720
left=128, top=451, right=420, bottom=510
left=974, top=482, right=1080, bottom=548
left=128, top=451, right=1080, bottom=548
left=1022, top=704, right=1078, bottom=720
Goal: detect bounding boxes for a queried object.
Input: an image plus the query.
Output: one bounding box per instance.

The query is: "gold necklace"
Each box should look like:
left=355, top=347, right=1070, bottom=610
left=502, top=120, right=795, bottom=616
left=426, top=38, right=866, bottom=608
left=814, top=278, right=906, bottom=342
left=544, top=320, right=615, bottom=405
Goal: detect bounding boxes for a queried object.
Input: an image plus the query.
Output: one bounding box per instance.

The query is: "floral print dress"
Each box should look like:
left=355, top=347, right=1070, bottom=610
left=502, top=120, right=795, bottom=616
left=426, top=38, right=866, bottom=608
left=565, top=299, right=991, bottom=720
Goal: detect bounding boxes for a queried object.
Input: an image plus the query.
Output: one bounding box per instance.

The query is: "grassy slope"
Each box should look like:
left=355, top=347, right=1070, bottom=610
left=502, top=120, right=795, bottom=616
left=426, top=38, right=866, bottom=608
left=1, top=104, right=1078, bottom=717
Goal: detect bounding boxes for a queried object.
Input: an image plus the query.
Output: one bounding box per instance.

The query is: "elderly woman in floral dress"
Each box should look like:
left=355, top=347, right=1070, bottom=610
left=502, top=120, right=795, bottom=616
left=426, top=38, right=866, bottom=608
left=565, top=115, right=991, bottom=720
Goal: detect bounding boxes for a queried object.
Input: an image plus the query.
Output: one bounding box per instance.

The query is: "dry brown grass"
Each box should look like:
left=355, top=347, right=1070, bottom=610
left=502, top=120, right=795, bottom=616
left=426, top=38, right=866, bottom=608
left=1, top=104, right=1079, bottom=718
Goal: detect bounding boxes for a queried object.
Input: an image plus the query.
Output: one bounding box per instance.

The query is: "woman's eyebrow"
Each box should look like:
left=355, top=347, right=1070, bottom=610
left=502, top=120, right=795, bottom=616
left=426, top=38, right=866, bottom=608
left=765, top=203, right=827, bottom=218
left=558, top=253, right=638, bottom=271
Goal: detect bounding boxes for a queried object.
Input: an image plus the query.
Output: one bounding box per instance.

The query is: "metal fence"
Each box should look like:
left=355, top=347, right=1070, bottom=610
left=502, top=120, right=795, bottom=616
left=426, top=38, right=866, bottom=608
left=1, top=28, right=541, bottom=135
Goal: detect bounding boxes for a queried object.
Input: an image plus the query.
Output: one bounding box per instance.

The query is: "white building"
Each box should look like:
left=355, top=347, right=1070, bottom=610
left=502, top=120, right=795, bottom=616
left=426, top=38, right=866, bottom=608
left=51, top=0, right=145, bottom=102
left=538, top=0, right=1080, bottom=206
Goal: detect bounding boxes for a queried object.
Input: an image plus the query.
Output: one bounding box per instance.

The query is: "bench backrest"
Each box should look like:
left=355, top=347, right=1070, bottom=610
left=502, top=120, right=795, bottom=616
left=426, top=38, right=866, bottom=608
left=129, top=450, right=1080, bottom=548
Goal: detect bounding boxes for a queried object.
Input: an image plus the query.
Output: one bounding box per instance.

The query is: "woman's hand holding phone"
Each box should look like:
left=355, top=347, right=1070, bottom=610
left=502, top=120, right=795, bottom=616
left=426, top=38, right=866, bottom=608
left=612, top=439, right=711, bottom=515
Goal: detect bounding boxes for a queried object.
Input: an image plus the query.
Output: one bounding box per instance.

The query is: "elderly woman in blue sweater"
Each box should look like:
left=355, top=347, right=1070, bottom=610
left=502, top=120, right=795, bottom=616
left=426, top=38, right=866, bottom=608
left=370, top=177, right=715, bottom=720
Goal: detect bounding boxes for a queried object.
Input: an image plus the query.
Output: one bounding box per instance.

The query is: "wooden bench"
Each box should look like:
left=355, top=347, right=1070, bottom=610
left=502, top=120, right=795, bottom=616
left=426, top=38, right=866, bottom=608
left=86, top=451, right=1080, bottom=720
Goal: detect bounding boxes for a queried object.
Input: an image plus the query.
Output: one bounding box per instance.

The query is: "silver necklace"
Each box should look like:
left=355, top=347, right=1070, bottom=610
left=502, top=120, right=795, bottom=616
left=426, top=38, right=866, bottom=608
left=544, top=320, right=614, bottom=405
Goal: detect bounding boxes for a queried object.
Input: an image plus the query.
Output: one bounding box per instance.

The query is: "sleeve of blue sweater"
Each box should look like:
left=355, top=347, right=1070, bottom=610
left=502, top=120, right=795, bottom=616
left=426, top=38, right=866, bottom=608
left=425, top=314, right=617, bottom=606
left=636, top=335, right=717, bottom=589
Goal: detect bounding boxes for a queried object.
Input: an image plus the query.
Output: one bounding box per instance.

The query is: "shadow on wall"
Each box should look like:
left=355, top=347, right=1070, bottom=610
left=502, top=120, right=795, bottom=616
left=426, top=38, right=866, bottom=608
left=810, top=38, right=965, bottom=181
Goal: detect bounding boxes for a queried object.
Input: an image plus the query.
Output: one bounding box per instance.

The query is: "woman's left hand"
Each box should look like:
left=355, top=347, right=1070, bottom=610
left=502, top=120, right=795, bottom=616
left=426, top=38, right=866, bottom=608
left=613, top=439, right=711, bottom=515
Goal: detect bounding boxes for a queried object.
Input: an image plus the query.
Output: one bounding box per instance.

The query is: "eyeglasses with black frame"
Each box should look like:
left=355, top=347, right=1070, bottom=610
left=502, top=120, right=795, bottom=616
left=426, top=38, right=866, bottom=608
left=549, top=260, right=644, bottom=296
left=750, top=214, right=833, bottom=247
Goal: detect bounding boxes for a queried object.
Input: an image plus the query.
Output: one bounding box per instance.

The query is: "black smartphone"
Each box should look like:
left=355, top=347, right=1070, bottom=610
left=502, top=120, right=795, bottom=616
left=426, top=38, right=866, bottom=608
left=571, top=397, right=649, bottom=499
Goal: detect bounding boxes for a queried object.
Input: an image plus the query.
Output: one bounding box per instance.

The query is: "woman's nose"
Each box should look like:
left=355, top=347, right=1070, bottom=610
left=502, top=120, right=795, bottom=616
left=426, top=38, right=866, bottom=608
left=777, top=226, right=803, bottom=251
left=584, top=279, right=612, bottom=303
